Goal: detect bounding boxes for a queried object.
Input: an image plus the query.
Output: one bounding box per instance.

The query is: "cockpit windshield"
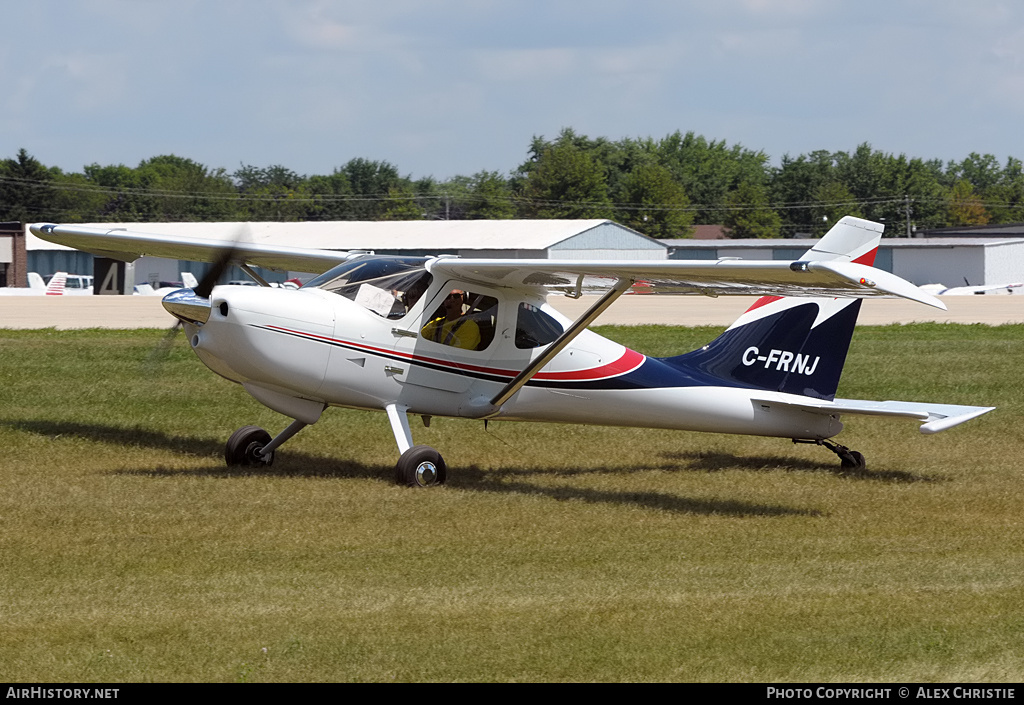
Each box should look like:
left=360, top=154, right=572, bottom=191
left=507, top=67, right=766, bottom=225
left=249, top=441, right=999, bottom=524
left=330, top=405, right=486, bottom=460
left=303, top=256, right=432, bottom=319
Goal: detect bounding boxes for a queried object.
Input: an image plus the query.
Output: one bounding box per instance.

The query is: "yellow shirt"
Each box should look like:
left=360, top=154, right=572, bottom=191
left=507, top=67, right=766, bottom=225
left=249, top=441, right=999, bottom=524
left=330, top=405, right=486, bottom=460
left=421, top=316, right=481, bottom=350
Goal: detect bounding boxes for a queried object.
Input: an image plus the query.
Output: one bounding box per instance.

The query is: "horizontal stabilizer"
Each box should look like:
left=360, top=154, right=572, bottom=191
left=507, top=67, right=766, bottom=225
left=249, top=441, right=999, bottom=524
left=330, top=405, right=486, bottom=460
left=755, top=396, right=995, bottom=434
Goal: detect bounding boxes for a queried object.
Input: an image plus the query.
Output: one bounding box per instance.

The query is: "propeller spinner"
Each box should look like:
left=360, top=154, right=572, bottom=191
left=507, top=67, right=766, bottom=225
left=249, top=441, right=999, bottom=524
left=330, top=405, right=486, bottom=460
left=160, top=244, right=238, bottom=325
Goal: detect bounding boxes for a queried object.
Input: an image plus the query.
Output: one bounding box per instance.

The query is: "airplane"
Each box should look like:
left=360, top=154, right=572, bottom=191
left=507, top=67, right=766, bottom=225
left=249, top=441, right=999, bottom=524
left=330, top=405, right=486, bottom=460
left=134, top=272, right=200, bottom=296
left=47, top=272, right=94, bottom=295
left=919, top=281, right=1023, bottom=296
left=0, top=271, right=92, bottom=296
left=29, top=217, right=993, bottom=485
left=0, top=272, right=48, bottom=295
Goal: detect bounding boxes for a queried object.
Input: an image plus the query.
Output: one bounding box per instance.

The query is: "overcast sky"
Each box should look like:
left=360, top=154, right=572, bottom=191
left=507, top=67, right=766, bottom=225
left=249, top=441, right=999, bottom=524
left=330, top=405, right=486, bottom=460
left=2, top=0, right=1023, bottom=180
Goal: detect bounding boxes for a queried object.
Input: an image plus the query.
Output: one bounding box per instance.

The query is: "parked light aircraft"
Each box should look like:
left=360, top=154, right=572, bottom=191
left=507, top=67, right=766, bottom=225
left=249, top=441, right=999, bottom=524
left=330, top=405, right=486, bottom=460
left=0, top=272, right=48, bottom=295
left=920, top=281, right=1023, bottom=296
left=47, top=272, right=93, bottom=295
left=134, top=272, right=200, bottom=296
left=0, top=271, right=93, bottom=296
left=30, top=217, right=993, bottom=485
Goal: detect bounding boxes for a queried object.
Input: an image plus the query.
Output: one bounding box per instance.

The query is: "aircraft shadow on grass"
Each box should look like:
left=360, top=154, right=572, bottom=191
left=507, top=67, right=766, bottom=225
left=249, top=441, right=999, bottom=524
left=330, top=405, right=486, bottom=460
left=9, top=419, right=836, bottom=517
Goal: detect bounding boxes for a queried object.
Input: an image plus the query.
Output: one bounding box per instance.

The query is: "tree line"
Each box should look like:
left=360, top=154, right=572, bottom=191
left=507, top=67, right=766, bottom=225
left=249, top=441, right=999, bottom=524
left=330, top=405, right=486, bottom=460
left=2, top=128, right=1022, bottom=238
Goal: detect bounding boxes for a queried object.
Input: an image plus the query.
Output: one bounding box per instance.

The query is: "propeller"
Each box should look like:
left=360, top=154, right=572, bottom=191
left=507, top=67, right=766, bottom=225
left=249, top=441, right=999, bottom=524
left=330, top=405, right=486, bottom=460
left=193, top=243, right=239, bottom=299
left=145, top=235, right=242, bottom=369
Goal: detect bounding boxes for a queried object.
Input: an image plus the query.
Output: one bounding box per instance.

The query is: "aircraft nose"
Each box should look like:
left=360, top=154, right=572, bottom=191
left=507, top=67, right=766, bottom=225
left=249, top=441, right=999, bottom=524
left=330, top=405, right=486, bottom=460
left=162, top=288, right=212, bottom=325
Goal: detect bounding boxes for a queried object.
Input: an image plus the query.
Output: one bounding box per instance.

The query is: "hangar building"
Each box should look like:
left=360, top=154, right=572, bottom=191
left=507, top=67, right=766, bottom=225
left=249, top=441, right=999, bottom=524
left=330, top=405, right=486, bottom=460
left=663, top=236, right=1024, bottom=290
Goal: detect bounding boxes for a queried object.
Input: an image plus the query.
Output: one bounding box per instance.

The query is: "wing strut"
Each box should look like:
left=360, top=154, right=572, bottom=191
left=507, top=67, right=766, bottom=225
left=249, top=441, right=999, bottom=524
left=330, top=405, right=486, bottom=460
left=489, top=278, right=632, bottom=409
left=240, top=263, right=271, bottom=287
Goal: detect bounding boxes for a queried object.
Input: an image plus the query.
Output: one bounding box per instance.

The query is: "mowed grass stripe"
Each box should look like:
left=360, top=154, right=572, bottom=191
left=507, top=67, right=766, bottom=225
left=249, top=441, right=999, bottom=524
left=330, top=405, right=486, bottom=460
left=0, top=325, right=1021, bottom=682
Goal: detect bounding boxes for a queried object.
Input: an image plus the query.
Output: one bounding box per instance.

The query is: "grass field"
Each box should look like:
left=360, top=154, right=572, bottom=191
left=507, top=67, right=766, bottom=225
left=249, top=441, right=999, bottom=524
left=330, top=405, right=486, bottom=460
left=0, top=324, right=1021, bottom=682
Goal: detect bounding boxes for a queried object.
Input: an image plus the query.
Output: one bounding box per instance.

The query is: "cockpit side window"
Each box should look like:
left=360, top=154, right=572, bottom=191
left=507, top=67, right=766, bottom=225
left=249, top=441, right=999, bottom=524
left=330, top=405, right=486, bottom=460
left=421, top=289, right=499, bottom=352
left=515, top=303, right=563, bottom=349
left=303, top=257, right=432, bottom=319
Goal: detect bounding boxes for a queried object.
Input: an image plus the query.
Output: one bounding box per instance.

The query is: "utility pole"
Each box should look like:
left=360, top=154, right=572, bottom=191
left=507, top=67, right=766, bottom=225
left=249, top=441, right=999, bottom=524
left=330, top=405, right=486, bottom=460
left=904, top=194, right=913, bottom=238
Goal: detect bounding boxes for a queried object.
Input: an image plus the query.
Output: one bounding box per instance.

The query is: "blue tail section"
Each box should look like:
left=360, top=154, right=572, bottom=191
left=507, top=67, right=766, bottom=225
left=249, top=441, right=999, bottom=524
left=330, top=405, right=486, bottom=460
left=657, top=216, right=883, bottom=401
left=659, top=298, right=862, bottom=401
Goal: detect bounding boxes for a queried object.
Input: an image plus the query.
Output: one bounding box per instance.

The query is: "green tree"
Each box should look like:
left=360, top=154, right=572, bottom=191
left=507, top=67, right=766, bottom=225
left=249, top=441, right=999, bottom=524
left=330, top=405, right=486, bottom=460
left=616, top=162, right=693, bottom=238
left=335, top=158, right=409, bottom=220
left=946, top=179, right=990, bottom=226
left=899, top=157, right=947, bottom=232
left=379, top=187, right=423, bottom=220
left=47, top=171, right=106, bottom=222
left=831, top=144, right=945, bottom=230
left=984, top=157, right=1024, bottom=224
left=81, top=162, right=152, bottom=220
left=770, top=150, right=837, bottom=235
left=948, top=153, right=1003, bottom=192
left=811, top=181, right=863, bottom=236
left=656, top=131, right=770, bottom=225
left=125, top=155, right=237, bottom=221
left=0, top=149, right=57, bottom=222
left=519, top=143, right=614, bottom=219
left=722, top=181, right=782, bottom=238
left=517, top=129, right=664, bottom=219
left=464, top=171, right=515, bottom=219
left=233, top=164, right=309, bottom=221
left=305, top=170, right=353, bottom=221
left=430, top=173, right=515, bottom=220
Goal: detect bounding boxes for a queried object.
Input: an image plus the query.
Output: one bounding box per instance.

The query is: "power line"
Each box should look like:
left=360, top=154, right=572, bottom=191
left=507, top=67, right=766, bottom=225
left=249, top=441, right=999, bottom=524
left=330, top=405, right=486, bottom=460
left=4, top=175, right=1024, bottom=223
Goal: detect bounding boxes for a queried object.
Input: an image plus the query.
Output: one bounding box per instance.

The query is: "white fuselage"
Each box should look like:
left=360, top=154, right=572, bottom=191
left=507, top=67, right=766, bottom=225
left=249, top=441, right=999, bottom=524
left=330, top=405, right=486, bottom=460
left=184, top=284, right=841, bottom=441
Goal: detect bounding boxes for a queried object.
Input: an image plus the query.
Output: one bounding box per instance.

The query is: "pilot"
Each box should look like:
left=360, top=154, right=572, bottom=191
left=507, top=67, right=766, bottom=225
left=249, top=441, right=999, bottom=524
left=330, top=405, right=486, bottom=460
left=421, top=289, right=481, bottom=350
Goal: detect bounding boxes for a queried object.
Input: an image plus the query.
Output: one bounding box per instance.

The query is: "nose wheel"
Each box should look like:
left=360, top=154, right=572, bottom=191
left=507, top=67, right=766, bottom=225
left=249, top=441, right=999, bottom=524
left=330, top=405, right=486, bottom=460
left=226, top=425, right=274, bottom=467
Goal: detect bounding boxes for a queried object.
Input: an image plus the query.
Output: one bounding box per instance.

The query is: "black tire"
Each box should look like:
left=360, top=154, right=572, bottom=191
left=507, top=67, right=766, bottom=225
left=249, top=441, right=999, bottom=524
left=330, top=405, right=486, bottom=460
left=225, top=425, right=274, bottom=467
left=840, top=450, right=866, bottom=473
left=395, top=445, right=447, bottom=487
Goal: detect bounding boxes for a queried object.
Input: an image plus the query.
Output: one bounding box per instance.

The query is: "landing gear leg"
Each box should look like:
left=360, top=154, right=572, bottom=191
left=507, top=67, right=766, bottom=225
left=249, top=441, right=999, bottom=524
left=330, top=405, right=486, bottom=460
left=793, top=438, right=867, bottom=473
left=386, top=403, right=447, bottom=487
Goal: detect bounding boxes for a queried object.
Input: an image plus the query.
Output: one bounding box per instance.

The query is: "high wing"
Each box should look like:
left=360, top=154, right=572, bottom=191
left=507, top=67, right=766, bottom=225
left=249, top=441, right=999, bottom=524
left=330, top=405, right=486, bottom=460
left=30, top=221, right=943, bottom=309
left=428, top=257, right=945, bottom=309
left=30, top=223, right=350, bottom=275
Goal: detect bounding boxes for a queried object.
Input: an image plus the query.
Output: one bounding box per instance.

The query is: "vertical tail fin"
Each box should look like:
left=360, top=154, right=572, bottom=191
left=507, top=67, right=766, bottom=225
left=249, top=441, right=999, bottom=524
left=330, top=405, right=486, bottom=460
left=44, top=272, right=68, bottom=296
left=27, top=272, right=46, bottom=292
left=664, top=217, right=883, bottom=401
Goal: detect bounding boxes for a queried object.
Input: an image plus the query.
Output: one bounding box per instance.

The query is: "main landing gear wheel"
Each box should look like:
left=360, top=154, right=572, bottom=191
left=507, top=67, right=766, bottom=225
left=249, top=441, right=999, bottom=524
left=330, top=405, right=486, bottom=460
left=226, top=425, right=274, bottom=467
left=395, top=445, right=447, bottom=487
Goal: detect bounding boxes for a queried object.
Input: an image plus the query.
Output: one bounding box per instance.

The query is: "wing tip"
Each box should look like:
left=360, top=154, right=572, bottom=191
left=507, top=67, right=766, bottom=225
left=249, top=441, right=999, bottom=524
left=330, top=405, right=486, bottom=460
left=919, top=406, right=995, bottom=434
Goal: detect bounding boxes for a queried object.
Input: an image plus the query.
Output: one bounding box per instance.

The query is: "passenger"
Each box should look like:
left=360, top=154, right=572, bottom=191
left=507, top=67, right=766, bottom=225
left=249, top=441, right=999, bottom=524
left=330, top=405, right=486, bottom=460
left=421, top=289, right=481, bottom=350
left=401, top=276, right=429, bottom=313
left=389, top=274, right=430, bottom=318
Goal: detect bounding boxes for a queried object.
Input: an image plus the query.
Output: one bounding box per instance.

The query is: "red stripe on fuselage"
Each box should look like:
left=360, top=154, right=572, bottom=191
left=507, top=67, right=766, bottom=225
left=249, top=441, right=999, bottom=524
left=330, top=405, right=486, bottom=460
left=533, top=347, right=645, bottom=381
left=261, top=324, right=645, bottom=383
